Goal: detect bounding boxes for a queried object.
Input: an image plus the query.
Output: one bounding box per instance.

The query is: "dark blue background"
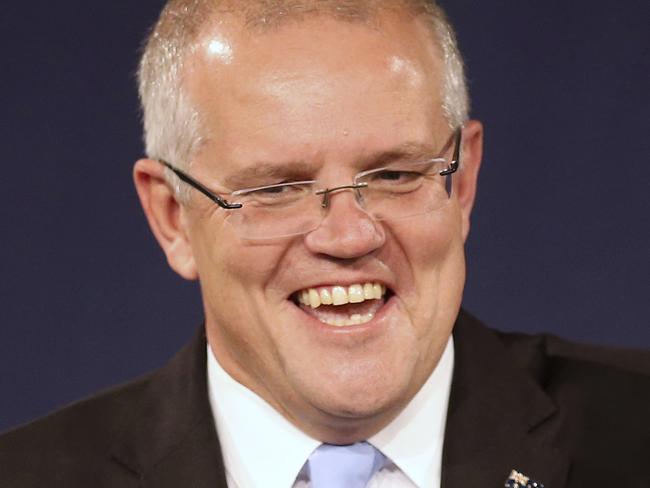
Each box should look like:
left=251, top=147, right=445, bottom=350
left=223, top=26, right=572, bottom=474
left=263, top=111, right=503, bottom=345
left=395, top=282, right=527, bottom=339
left=1, top=1, right=648, bottom=433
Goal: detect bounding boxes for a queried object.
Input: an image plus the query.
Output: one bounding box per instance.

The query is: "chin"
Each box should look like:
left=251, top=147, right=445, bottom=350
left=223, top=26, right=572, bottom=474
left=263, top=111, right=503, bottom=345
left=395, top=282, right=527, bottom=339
left=303, top=354, right=417, bottom=420
left=323, top=395, right=399, bottom=421
left=297, top=386, right=408, bottom=443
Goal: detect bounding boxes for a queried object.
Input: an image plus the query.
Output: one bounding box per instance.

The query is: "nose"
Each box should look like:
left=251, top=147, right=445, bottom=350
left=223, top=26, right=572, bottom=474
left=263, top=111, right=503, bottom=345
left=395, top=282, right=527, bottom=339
left=304, top=188, right=385, bottom=259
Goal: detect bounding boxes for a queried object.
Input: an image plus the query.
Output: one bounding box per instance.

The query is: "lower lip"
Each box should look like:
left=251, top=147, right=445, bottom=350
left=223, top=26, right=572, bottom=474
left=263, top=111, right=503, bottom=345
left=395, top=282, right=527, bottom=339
left=289, top=294, right=397, bottom=335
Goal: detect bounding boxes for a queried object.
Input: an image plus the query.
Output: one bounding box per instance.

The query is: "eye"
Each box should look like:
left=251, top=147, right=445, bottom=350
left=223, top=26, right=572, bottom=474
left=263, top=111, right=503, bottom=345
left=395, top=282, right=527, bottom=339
left=373, top=169, right=424, bottom=183
left=363, top=169, right=425, bottom=195
left=257, top=185, right=291, bottom=195
left=359, top=159, right=445, bottom=194
left=238, top=181, right=314, bottom=207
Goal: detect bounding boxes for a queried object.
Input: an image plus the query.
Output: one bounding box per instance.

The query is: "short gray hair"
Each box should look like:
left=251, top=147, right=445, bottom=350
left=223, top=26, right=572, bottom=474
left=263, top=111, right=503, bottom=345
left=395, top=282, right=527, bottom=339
left=138, top=0, right=469, bottom=196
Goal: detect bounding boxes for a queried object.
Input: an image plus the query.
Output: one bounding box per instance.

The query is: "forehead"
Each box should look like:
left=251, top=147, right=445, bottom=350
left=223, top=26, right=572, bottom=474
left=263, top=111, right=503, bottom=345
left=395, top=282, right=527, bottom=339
left=186, top=12, right=446, bottom=174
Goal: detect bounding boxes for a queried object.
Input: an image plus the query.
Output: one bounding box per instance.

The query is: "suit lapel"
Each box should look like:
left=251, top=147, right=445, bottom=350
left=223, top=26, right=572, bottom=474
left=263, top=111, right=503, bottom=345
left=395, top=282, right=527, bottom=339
left=110, top=327, right=228, bottom=488
left=442, top=311, right=571, bottom=488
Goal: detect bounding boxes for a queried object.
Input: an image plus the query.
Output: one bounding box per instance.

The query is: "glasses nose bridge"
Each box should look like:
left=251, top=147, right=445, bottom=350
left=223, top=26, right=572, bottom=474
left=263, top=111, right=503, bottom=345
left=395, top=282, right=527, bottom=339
left=305, top=180, right=385, bottom=253
left=315, top=182, right=368, bottom=209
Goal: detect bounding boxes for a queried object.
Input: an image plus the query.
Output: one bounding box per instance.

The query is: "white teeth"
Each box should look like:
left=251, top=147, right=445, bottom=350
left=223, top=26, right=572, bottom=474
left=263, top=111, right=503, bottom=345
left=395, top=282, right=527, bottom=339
left=295, top=282, right=388, bottom=328
left=296, top=282, right=387, bottom=309
left=348, top=284, right=364, bottom=303
left=363, top=283, right=374, bottom=300
left=308, top=289, right=321, bottom=308
left=320, top=288, right=333, bottom=305
left=322, top=312, right=375, bottom=327
left=331, top=286, right=348, bottom=306
left=372, top=284, right=383, bottom=300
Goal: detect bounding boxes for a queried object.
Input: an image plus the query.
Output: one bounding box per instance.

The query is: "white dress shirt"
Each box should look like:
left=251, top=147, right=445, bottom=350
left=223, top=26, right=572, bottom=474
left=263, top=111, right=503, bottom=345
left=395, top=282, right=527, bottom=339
left=207, top=337, right=454, bottom=488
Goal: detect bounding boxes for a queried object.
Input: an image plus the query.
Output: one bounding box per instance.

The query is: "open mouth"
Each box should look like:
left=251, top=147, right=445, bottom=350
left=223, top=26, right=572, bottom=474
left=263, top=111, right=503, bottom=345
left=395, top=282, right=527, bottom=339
left=291, top=282, right=392, bottom=327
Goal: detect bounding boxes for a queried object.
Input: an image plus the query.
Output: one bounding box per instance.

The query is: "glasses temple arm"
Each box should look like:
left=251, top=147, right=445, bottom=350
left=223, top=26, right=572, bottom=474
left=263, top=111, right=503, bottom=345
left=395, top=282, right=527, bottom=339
left=439, top=128, right=462, bottom=176
left=158, top=160, right=242, bottom=209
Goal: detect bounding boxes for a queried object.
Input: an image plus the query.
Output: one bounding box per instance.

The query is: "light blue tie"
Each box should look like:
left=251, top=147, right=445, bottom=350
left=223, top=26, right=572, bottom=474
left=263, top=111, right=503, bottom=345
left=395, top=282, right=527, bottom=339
left=308, top=442, right=385, bottom=488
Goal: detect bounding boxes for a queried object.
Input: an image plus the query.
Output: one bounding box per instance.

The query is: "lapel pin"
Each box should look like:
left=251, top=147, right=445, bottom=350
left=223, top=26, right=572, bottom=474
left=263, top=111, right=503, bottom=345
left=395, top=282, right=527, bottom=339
left=504, top=469, right=544, bottom=488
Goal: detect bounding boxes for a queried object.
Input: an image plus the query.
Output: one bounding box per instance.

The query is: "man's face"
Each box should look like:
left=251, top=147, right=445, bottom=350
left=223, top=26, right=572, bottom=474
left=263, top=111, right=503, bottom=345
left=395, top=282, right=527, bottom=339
left=174, top=12, right=481, bottom=441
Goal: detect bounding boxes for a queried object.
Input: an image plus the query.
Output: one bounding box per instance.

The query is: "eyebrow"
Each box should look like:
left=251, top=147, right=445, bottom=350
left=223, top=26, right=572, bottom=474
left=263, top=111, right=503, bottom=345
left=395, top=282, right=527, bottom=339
left=222, top=140, right=445, bottom=189
left=222, top=161, right=316, bottom=189
left=364, top=142, right=440, bottom=167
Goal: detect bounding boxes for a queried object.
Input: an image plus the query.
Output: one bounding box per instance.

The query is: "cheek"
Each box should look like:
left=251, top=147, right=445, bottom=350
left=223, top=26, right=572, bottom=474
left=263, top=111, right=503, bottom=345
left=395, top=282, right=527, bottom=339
left=390, top=204, right=465, bottom=332
left=191, top=217, right=287, bottom=292
left=393, top=203, right=463, bottom=285
left=198, top=238, right=294, bottom=382
left=415, top=214, right=456, bottom=263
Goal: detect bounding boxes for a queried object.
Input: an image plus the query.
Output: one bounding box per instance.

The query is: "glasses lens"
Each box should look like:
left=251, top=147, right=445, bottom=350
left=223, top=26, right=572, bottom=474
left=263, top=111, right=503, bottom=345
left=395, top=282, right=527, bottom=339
left=227, top=183, right=323, bottom=240
left=357, top=159, right=451, bottom=221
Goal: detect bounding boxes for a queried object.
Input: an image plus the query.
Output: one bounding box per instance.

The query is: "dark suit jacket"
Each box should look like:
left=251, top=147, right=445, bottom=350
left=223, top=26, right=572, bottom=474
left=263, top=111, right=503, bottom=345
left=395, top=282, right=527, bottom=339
left=1, top=310, right=648, bottom=487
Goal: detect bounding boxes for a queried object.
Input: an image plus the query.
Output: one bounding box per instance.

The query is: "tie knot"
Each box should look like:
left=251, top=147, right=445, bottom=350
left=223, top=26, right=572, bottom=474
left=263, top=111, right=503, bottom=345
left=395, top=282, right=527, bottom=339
left=308, top=442, right=385, bottom=488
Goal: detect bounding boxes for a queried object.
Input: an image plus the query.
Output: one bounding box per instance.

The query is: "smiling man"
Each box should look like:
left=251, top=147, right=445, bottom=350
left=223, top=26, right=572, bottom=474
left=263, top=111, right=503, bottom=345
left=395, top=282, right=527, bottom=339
left=138, top=3, right=480, bottom=446
left=1, top=1, right=648, bottom=487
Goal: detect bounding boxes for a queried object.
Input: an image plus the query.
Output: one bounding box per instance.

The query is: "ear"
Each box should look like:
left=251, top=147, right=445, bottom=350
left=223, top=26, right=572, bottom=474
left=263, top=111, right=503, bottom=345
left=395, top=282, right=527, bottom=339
left=133, top=159, right=198, bottom=280
left=454, top=120, right=484, bottom=242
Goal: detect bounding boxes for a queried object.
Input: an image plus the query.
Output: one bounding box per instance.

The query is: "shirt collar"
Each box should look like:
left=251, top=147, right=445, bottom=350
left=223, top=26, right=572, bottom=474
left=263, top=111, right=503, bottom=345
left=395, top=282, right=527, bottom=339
left=207, top=349, right=319, bottom=488
left=369, top=336, right=454, bottom=487
left=207, top=337, right=453, bottom=488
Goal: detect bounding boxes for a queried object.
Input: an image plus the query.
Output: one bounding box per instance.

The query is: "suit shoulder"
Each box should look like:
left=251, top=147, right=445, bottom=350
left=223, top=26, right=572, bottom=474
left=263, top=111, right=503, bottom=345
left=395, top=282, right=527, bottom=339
left=494, top=328, right=650, bottom=379
left=495, top=328, right=650, bottom=466
left=0, top=373, right=153, bottom=485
